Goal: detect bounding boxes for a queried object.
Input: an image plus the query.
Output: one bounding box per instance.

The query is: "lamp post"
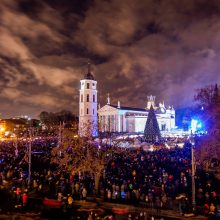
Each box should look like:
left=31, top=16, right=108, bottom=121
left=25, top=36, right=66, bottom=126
left=57, top=121, right=62, bottom=148
left=191, top=131, right=196, bottom=210
left=28, top=127, right=32, bottom=188
left=15, top=133, right=18, bottom=157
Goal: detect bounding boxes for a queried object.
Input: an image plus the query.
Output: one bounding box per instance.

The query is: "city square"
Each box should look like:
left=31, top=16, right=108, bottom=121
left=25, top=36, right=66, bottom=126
left=0, top=0, right=220, bottom=219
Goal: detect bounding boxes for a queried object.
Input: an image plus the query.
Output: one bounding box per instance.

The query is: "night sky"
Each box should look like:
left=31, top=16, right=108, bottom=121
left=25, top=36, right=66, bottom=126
left=0, top=0, right=220, bottom=118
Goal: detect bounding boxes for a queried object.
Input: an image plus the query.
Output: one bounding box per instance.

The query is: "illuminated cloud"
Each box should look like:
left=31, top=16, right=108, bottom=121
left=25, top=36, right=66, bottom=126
left=0, top=0, right=220, bottom=117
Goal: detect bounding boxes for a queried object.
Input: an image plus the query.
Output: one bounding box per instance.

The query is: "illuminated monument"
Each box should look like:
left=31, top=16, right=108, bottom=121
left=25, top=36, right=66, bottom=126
left=78, top=64, right=98, bottom=137
left=78, top=65, right=175, bottom=136
left=98, top=95, right=175, bottom=133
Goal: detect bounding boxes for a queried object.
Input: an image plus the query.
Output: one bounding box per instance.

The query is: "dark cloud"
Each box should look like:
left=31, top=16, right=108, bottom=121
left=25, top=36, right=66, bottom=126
left=0, top=0, right=220, bottom=118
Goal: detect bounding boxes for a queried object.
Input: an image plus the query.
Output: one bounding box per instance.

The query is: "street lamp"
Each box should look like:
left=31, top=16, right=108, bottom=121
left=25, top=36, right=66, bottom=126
left=14, top=131, right=18, bottom=157
left=190, top=131, right=196, bottom=210
left=28, top=127, right=32, bottom=188
left=27, top=118, right=33, bottom=189
left=57, top=121, right=64, bottom=148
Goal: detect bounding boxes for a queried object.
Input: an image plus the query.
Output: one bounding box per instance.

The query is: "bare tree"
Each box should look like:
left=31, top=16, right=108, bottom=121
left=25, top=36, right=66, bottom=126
left=51, top=125, right=134, bottom=195
left=194, top=84, right=217, bottom=109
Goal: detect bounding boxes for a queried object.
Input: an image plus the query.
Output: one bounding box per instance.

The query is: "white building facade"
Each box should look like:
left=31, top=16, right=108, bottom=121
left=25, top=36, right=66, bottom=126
left=78, top=67, right=175, bottom=136
left=98, top=96, right=175, bottom=133
left=78, top=69, right=98, bottom=137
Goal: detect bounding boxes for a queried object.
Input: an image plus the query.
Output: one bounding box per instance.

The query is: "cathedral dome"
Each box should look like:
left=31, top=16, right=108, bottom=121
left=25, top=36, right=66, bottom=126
left=84, top=62, right=95, bottom=80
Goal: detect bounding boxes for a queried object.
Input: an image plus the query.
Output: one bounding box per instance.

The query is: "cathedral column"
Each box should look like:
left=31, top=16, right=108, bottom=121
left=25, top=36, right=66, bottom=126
left=117, top=115, right=120, bottom=132
left=115, top=114, right=117, bottom=132
left=123, top=115, right=126, bottom=132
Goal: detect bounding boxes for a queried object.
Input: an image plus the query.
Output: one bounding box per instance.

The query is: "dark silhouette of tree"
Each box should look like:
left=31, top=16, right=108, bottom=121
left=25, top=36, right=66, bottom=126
left=144, top=105, right=161, bottom=142
left=194, top=84, right=217, bottom=109
left=39, top=110, right=78, bottom=129
left=195, top=84, right=220, bottom=165
left=39, top=111, right=50, bottom=125
left=194, top=84, right=219, bottom=132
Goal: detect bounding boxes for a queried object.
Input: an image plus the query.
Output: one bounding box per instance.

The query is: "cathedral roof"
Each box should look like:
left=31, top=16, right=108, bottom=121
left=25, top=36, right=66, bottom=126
left=109, top=104, right=169, bottom=114
left=110, top=105, right=146, bottom=112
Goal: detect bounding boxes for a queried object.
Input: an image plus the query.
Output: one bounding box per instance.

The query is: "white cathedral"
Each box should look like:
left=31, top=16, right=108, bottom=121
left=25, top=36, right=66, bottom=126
left=79, top=67, right=175, bottom=137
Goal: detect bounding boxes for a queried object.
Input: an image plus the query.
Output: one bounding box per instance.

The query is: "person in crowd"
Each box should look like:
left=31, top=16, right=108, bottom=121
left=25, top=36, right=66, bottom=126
left=0, top=136, right=219, bottom=218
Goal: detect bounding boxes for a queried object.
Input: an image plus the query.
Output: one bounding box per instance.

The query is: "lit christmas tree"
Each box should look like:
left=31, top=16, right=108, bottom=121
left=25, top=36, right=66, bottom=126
left=144, top=105, right=161, bottom=143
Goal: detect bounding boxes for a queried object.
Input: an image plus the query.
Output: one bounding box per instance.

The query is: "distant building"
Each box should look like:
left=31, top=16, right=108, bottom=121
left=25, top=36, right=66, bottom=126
left=0, top=120, right=6, bottom=137
left=0, top=117, right=40, bottom=138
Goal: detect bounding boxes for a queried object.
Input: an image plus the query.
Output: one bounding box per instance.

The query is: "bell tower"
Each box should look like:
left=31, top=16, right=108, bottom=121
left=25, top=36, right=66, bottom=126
left=79, top=63, right=98, bottom=137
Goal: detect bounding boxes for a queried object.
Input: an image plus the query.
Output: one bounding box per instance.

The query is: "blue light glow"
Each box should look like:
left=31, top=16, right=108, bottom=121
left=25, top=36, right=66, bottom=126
left=191, top=119, right=203, bottom=133
left=191, top=119, right=198, bottom=133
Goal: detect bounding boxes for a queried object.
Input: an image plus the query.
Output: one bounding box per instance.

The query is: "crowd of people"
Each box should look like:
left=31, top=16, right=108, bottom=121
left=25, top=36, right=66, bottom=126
left=103, top=144, right=220, bottom=215
left=0, top=136, right=220, bottom=219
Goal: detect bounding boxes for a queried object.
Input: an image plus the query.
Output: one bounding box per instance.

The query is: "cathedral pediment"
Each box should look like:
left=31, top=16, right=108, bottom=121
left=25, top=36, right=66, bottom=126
left=98, top=104, right=117, bottom=113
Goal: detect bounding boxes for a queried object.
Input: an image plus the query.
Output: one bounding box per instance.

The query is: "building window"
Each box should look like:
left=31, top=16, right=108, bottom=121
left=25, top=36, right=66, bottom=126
left=81, top=108, right=83, bottom=115
left=81, top=94, right=83, bottom=102
left=161, top=124, right=166, bottom=131
left=93, top=94, right=95, bottom=102
left=87, top=83, right=89, bottom=89
left=87, top=94, right=89, bottom=102
left=92, top=83, right=95, bottom=86
left=87, top=108, right=89, bottom=114
left=93, top=109, right=94, bottom=115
